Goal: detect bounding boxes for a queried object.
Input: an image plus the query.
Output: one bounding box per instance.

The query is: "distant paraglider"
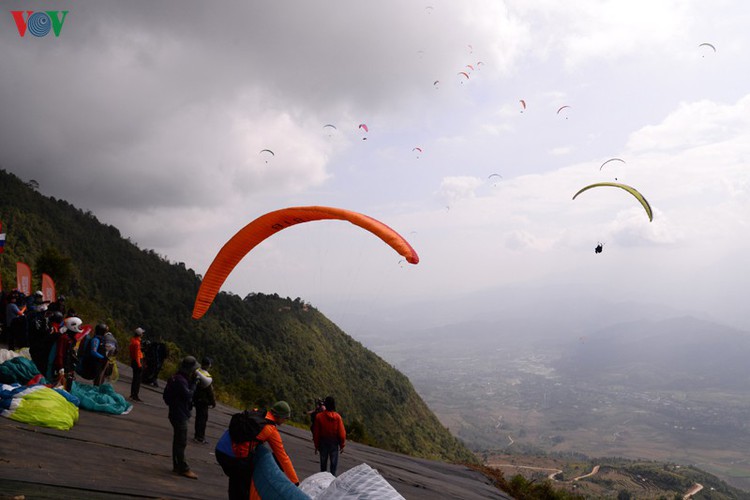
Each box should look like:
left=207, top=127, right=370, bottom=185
left=572, top=182, right=654, bottom=222
left=599, top=158, right=625, bottom=171
left=192, top=206, right=420, bottom=319
left=519, top=99, right=526, bottom=113
left=412, top=147, right=423, bottom=158
left=323, top=124, right=337, bottom=137
left=458, top=71, right=470, bottom=83
left=699, top=42, right=716, bottom=56
left=358, top=123, right=369, bottom=140
left=557, top=105, right=571, bottom=118
left=488, top=173, right=503, bottom=186
left=594, top=242, right=604, bottom=254
left=259, top=149, right=274, bottom=163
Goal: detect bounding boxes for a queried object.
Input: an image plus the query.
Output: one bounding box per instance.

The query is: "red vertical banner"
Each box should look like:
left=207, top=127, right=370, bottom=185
left=42, top=273, right=56, bottom=302
left=16, top=262, right=32, bottom=295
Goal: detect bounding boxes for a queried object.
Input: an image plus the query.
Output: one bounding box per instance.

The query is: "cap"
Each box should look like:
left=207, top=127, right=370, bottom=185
left=270, top=401, right=291, bottom=419
left=180, top=356, right=200, bottom=375
left=134, top=327, right=145, bottom=336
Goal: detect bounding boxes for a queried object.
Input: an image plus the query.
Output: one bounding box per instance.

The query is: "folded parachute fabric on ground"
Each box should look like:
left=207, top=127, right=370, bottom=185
left=0, top=383, right=79, bottom=430
left=71, top=381, right=132, bottom=415
left=299, top=463, right=406, bottom=500
left=252, top=445, right=405, bottom=500
left=0, top=354, right=46, bottom=385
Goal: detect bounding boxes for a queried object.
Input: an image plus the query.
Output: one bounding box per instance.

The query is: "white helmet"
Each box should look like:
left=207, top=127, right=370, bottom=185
left=64, top=317, right=83, bottom=333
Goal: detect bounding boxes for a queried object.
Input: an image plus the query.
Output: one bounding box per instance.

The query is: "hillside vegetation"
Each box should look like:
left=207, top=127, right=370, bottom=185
left=0, top=169, right=474, bottom=463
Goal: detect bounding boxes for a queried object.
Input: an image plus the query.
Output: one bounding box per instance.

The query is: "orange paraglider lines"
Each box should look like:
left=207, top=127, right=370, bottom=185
left=192, top=206, right=419, bottom=319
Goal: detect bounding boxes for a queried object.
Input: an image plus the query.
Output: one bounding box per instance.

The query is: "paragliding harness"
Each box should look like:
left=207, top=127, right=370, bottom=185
left=74, top=334, right=96, bottom=379
left=215, top=408, right=274, bottom=498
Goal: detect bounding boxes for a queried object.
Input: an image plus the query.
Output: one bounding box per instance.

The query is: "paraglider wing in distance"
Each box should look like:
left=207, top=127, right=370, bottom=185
left=323, top=124, right=337, bottom=130
left=192, top=206, right=420, bottom=319
left=557, top=105, right=570, bottom=114
left=458, top=71, right=470, bottom=81
left=259, top=149, right=275, bottom=163
left=599, top=158, right=625, bottom=170
left=358, top=123, right=369, bottom=133
left=572, top=182, right=653, bottom=222
left=488, top=173, right=502, bottom=186
left=520, top=99, right=526, bottom=112
left=698, top=42, right=716, bottom=52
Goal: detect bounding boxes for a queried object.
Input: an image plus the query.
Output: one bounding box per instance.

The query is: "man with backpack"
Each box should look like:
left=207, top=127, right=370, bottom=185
left=215, top=401, right=299, bottom=500
left=192, top=357, right=216, bottom=444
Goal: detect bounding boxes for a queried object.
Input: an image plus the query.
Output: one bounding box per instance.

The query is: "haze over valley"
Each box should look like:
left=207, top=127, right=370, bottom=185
left=341, top=287, right=750, bottom=491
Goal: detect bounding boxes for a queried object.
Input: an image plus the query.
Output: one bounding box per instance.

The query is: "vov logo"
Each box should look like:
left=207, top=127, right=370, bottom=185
left=11, top=11, right=69, bottom=37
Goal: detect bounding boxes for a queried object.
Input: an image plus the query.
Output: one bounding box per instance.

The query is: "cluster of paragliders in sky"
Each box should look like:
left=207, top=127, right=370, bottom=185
left=250, top=37, right=713, bottom=268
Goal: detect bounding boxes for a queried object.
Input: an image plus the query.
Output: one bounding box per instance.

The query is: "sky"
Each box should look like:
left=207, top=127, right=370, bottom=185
left=2, top=0, right=749, bottom=333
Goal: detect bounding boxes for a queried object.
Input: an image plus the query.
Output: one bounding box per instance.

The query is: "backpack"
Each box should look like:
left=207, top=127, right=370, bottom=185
left=102, top=332, right=118, bottom=357
left=74, top=335, right=97, bottom=380
left=229, top=409, right=271, bottom=444
left=215, top=409, right=274, bottom=481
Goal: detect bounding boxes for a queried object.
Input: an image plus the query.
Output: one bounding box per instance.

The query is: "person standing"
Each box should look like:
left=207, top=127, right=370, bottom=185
left=313, top=396, right=346, bottom=476
left=163, top=356, right=200, bottom=479
left=192, top=357, right=216, bottom=444
left=129, top=327, right=145, bottom=402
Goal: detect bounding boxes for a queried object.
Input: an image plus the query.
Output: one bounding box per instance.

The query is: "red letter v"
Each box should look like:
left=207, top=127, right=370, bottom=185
left=11, top=11, right=33, bottom=37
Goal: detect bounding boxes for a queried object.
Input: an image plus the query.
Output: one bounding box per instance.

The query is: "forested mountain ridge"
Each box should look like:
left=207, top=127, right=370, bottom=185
left=0, top=169, right=475, bottom=463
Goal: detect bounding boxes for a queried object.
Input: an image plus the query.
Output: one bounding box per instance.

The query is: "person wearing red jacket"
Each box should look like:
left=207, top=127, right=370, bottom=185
left=129, top=327, right=145, bottom=402
left=313, top=396, right=346, bottom=476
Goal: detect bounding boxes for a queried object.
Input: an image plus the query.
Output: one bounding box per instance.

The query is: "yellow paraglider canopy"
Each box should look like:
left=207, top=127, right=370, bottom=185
left=572, top=182, right=653, bottom=222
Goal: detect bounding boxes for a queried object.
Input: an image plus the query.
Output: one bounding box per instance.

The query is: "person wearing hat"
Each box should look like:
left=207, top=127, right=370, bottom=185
left=129, top=327, right=146, bottom=402
left=163, top=356, right=201, bottom=479
left=192, top=356, right=216, bottom=444
left=248, top=401, right=299, bottom=500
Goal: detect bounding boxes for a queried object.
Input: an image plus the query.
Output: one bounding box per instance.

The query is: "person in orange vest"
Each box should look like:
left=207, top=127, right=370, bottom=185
left=129, top=327, right=145, bottom=402
left=313, top=396, right=346, bottom=476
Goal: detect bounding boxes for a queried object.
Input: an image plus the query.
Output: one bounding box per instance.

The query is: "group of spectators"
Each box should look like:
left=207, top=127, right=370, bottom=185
left=1, top=289, right=167, bottom=393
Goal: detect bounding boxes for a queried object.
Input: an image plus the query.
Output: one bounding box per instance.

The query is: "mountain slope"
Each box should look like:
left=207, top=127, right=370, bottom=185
left=0, top=169, right=474, bottom=462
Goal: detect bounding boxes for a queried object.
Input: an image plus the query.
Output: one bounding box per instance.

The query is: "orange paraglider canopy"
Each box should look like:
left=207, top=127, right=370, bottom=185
left=192, top=206, right=419, bottom=319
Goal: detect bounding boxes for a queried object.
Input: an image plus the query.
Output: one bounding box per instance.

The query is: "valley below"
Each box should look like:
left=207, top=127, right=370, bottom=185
left=362, top=318, right=750, bottom=493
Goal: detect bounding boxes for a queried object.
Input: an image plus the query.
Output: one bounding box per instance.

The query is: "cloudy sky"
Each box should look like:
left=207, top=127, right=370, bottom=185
left=2, top=1, right=749, bottom=331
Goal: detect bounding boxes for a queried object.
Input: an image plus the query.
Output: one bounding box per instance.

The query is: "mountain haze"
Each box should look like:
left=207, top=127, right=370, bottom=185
left=0, top=169, right=474, bottom=463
